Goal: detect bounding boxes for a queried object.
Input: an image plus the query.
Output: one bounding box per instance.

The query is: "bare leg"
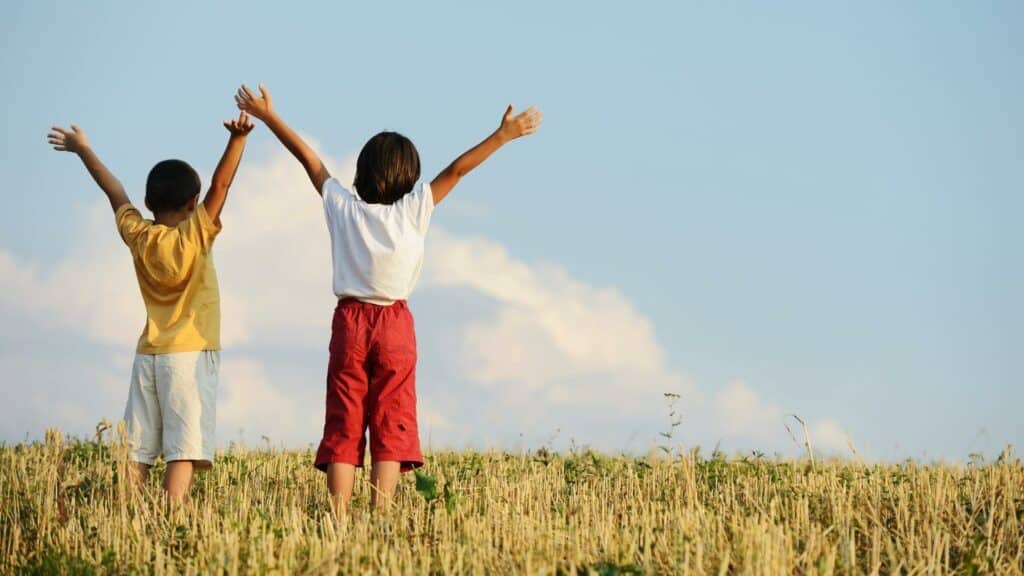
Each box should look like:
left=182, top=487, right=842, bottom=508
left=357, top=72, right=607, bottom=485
left=163, top=460, right=195, bottom=503
left=129, top=462, right=150, bottom=488
left=370, top=461, right=401, bottom=507
left=326, top=463, right=356, bottom=516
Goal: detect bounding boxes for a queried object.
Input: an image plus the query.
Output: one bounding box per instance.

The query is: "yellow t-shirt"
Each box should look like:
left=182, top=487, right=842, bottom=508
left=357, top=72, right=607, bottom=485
left=116, top=203, right=222, bottom=354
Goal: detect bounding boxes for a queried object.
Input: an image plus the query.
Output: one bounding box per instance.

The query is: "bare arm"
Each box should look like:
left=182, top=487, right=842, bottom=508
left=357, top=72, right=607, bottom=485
left=47, top=125, right=131, bottom=212
left=235, top=84, right=331, bottom=195
left=203, top=111, right=255, bottom=224
left=430, top=104, right=543, bottom=206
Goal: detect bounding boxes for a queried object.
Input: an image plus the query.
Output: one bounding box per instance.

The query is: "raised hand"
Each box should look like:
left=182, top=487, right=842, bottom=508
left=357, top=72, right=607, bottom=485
left=224, top=111, right=255, bottom=136
left=430, top=103, right=544, bottom=205
left=233, top=83, right=330, bottom=194
left=205, top=111, right=254, bottom=222
left=497, top=105, right=543, bottom=142
left=47, top=124, right=91, bottom=154
left=46, top=123, right=129, bottom=211
left=234, top=84, right=274, bottom=121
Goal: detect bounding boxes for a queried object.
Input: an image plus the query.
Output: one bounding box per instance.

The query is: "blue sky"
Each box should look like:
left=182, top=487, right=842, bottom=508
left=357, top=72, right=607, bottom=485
left=1, top=2, right=1021, bottom=460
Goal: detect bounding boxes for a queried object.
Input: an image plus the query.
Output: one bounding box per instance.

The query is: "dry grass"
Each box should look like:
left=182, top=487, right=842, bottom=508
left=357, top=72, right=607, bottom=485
left=1, top=428, right=1022, bottom=575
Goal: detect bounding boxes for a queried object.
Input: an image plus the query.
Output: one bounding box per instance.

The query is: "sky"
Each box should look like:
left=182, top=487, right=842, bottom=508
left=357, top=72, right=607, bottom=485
left=1, top=1, right=1021, bottom=461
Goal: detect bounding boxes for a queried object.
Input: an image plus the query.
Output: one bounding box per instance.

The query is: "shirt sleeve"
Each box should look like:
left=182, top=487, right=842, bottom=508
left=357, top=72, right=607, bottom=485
left=175, top=204, right=222, bottom=253
left=115, top=203, right=150, bottom=247
left=400, top=182, right=435, bottom=236
left=322, top=177, right=357, bottom=220
left=195, top=203, right=222, bottom=245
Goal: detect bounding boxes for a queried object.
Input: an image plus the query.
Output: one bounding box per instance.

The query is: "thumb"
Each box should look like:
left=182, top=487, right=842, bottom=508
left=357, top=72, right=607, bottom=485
left=70, top=123, right=80, bottom=133
left=504, top=104, right=514, bottom=120
left=259, top=84, right=271, bottom=102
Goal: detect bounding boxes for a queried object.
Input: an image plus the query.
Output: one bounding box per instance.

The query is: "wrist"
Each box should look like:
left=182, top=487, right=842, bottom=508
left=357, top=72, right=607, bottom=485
left=262, top=109, right=280, bottom=125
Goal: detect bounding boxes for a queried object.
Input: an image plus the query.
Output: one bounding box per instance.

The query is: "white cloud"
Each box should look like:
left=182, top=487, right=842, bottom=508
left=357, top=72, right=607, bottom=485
left=0, top=202, right=141, bottom=349
left=213, top=141, right=355, bottom=347
left=0, top=144, right=848, bottom=455
left=809, top=419, right=851, bottom=454
left=423, top=229, right=695, bottom=414
left=417, top=398, right=452, bottom=432
left=217, top=356, right=320, bottom=447
left=714, top=380, right=850, bottom=456
left=715, top=380, right=783, bottom=437
left=0, top=138, right=349, bottom=350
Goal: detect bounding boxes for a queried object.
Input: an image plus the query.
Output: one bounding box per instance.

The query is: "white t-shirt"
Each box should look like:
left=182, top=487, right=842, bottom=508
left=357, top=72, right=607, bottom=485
left=322, top=177, right=434, bottom=305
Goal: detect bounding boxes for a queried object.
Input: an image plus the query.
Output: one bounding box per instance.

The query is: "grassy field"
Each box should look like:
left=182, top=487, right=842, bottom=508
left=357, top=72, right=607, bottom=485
left=1, top=428, right=1022, bottom=575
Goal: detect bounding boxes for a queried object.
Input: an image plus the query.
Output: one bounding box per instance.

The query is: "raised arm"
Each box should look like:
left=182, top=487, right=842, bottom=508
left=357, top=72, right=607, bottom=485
left=235, top=84, right=331, bottom=195
left=203, top=111, right=255, bottom=224
left=47, top=125, right=131, bottom=212
left=430, top=104, right=543, bottom=206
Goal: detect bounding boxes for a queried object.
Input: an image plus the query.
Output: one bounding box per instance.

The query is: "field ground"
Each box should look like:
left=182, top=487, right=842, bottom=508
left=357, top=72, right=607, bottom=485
left=1, top=429, right=1022, bottom=575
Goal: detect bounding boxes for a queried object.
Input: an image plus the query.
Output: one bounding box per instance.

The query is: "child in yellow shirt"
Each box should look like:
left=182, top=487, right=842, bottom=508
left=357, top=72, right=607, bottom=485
left=47, top=112, right=254, bottom=501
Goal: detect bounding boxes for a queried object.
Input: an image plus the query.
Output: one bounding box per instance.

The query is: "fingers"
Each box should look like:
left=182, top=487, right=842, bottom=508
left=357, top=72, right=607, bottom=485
left=235, top=86, right=252, bottom=109
left=516, top=106, right=541, bottom=121
left=515, top=106, right=543, bottom=135
left=224, top=110, right=255, bottom=133
left=47, top=130, right=69, bottom=149
left=47, top=129, right=67, bottom=149
left=51, top=125, right=69, bottom=135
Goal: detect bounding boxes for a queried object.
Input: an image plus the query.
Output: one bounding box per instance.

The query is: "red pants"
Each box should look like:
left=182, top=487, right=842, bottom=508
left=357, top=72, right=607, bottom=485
left=314, top=299, right=423, bottom=472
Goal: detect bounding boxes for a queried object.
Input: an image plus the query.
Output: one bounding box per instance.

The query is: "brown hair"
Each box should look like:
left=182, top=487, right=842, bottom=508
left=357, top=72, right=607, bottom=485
left=353, top=131, right=420, bottom=204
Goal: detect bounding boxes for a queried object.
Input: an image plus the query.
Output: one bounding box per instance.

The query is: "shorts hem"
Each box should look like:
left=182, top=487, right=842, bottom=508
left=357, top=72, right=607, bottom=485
left=371, top=453, right=424, bottom=472
left=314, top=455, right=364, bottom=472
left=165, top=454, right=214, bottom=470
left=130, top=455, right=157, bottom=467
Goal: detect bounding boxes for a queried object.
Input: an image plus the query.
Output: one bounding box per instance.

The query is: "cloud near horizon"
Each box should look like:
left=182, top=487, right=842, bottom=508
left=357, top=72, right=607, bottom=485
left=0, top=144, right=849, bottom=456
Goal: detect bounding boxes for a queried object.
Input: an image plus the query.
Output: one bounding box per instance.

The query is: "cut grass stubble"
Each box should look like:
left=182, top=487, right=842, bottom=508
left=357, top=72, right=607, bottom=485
left=1, top=427, right=1022, bottom=574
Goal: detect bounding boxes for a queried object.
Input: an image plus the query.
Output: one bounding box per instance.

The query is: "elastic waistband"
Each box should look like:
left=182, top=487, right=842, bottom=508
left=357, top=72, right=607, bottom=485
left=336, top=297, right=408, bottom=310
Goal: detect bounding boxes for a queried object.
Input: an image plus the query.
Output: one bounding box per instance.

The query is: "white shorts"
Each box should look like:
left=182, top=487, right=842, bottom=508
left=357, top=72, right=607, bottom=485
left=124, top=351, right=218, bottom=469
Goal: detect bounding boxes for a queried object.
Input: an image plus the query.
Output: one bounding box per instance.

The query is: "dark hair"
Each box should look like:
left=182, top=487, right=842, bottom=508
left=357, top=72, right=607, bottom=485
left=145, top=159, right=201, bottom=213
left=353, top=131, right=420, bottom=204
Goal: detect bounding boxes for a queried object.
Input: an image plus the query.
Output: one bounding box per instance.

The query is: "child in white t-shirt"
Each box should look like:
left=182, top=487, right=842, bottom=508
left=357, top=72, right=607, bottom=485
left=235, top=84, right=542, bottom=513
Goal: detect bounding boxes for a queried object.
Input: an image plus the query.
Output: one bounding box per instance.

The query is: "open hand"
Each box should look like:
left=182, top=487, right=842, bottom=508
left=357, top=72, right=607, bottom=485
left=47, top=124, right=90, bottom=153
left=235, top=84, right=273, bottom=121
left=498, top=105, right=543, bottom=142
left=224, top=111, right=255, bottom=136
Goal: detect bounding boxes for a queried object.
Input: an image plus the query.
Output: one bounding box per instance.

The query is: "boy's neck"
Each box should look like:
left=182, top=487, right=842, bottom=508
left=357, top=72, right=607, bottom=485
left=153, top=207, right=193, bottom=227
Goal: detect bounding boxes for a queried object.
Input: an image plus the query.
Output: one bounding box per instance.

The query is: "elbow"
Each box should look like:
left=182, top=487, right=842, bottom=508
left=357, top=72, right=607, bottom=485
left=209, top=180, right=231, bottom=195
left=450, top=162, right=470, bottom=179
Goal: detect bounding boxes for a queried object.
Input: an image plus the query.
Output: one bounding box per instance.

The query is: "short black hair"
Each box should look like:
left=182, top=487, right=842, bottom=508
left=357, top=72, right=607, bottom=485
left=353, top=132, right=420, bottom=205
left=145, top=159, right=201, bottom=213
